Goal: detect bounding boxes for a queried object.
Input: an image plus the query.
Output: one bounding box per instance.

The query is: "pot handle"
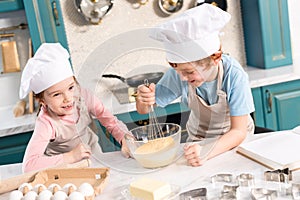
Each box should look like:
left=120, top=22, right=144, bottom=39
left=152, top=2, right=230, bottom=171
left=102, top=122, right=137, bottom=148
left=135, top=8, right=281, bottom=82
left=102, top=74, right=126, bottom=82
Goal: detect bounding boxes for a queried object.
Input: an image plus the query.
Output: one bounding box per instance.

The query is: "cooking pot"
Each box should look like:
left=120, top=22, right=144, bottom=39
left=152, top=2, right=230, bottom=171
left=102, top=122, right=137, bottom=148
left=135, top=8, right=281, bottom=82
left=102, top=72, right=164, bottom=87
left=74, top=0, right=113, bottom=24
left=194, top=0, right=227, bottom=11
left=158, top=0, right=183, bottom=15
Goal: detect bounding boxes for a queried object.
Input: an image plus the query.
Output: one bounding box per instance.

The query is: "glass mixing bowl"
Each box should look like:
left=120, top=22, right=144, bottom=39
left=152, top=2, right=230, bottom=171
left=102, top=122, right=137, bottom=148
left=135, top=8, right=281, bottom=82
left=125, top=123, right=181, bottom=168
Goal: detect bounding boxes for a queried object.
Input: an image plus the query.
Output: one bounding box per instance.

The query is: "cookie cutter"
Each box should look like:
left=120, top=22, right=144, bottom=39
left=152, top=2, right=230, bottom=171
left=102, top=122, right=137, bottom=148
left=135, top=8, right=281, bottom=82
left=251, top=188, right=278, bottom=200
left=292, top=183, right=300, bottom=200
left=219, top=185, right=239, bottom=200
left=211, top=173, right=234, bottom=184
left=219, top=192, right=237, bottom=200
left=264, top=168, right=292, bottom=183
left=179, top=188, right=207, bottom=200
left=236, top=173, right=255, bottom=187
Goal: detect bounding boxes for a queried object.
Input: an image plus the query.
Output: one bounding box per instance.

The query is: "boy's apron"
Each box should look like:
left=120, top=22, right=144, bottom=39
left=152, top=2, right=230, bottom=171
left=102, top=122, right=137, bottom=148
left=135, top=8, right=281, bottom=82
left=44, top=97, right=102, bottom=157
left=186, top=62, right=254, bottom=145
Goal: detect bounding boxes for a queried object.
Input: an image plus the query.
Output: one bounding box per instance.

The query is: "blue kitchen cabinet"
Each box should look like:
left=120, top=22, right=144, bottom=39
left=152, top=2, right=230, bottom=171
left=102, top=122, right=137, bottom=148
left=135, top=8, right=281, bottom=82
left=22, top=0, right=68, bottom=53
left=0, top=0, right=24, bottom=12
left=240, top=0, right=292, bottom=69
left=0, top=131, right=32, bottom=165
left=251, top=87, right=265, bottom=128
left=252, top=80, right=300, bottom=131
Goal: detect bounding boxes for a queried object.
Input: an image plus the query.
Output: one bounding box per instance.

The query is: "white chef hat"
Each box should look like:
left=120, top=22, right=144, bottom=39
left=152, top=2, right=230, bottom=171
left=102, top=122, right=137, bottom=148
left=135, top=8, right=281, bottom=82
left=149, top=3, right=231, bottom=63
left=19, top=43, right=74, bottom=99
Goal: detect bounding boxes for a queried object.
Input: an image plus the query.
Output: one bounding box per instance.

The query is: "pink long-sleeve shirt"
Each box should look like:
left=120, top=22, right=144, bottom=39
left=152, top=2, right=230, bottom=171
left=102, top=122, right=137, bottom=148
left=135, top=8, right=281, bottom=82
left=22, top=88, right=128, bottom=172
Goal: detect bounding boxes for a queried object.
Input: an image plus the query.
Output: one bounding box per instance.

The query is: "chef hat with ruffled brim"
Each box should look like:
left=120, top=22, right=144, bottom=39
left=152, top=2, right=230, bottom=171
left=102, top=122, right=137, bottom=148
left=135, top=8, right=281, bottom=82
left=149, top=3, right=231, bottom=63
left=19, top=43, right=74, bottom=99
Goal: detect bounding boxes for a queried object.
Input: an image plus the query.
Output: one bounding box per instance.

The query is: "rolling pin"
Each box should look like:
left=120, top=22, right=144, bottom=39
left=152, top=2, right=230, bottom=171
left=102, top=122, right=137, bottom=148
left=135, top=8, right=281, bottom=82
left=13, top=100, right=27, bottom=117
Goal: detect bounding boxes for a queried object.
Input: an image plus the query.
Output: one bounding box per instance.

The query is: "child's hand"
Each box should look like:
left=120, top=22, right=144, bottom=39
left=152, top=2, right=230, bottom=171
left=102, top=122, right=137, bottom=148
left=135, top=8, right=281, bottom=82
left=120, top=137, right=131, bottom=158
left=137, top=83, right=156, bottom=106
left=63, top=143, right=92, bottom=164
left=184, top=143, right=207, bottom=167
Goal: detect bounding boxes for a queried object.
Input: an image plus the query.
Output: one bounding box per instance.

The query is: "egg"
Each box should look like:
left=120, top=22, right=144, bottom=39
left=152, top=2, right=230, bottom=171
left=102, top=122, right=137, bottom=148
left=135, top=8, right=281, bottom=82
left=33, top=183, right=47, bottom=194
left=18, top=183, right=33, bottom=195
left=47, top=183, right=61, bottom=194
left=78, top=182, right=94, bottom=197
left=68, top=191, right=85, bottom=200
left=9, top=190, right=23, bottom=200
left=62, top=183, right=77, bottom=195
left=37, top=189, right=53, bottom=200
left=23, top=191, right=38, bottom=200
left=52, top=190, right=68, bottom=200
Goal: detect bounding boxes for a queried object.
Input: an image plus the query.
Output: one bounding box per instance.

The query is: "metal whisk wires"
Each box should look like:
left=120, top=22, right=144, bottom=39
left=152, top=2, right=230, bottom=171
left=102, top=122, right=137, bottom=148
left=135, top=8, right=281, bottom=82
left=144, top=79, right=163, bottom=140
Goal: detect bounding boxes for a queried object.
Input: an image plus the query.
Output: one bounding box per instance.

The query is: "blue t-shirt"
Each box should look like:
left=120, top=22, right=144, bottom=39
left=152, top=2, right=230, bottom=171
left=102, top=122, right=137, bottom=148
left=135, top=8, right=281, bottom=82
left=155, top=54, right=255, bottom=116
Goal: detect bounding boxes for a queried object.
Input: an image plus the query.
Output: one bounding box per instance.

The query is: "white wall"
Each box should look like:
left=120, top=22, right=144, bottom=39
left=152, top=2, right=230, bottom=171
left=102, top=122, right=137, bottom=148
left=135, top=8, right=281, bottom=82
left=288, top=0, right=300, bottom=66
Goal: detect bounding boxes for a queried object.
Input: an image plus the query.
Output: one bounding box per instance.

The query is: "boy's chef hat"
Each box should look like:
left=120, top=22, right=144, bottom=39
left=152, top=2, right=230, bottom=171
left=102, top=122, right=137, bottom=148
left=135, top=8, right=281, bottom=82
left=19, top=43, right=74, bottom=99
left=149, top=3, right=231, bottom=63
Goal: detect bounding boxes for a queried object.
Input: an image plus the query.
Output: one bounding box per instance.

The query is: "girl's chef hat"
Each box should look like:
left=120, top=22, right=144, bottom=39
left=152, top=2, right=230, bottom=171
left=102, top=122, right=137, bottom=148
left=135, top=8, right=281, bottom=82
left=149, top=3, right=231, bottom=63
left=19, top=43, right=74, bottom=99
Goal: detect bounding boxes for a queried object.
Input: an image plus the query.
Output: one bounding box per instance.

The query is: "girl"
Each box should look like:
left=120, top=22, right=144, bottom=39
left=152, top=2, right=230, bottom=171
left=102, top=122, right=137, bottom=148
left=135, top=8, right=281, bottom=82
left=20, top=43, right=130, bottom=172
left=136, top=4, right=255, bottom=167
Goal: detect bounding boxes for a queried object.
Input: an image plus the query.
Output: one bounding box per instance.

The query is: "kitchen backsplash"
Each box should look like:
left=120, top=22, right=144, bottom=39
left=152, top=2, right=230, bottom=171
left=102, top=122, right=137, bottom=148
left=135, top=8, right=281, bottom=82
left=60, top=0, right=246, bottom=95
left=1, top=0, right=299, bottom=108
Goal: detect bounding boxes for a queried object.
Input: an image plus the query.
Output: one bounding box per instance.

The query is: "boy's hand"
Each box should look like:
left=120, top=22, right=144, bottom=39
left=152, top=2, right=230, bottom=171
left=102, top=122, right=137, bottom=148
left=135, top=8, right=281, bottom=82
left=136, top=83, right=156, bottom=106
left=184, top=143, right=207, bottom=167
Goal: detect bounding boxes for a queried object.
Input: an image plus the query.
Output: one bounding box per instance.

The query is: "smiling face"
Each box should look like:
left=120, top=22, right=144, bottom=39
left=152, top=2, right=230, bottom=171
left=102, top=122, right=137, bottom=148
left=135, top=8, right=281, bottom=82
left=41, top=76, right=77, bottom=116
left=170, top=57, right=218, bottom=87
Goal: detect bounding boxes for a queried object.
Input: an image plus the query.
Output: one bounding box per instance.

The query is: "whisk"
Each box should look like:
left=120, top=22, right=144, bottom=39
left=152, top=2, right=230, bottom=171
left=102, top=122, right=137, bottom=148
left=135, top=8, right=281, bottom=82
left=144, top=79, right=164, bottom=140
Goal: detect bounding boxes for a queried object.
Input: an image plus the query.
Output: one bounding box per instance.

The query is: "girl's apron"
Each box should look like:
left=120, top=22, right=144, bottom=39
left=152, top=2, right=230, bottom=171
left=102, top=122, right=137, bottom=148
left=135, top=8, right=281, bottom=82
left=44, top=97, right=102, bottom=157
left=186, top=62, right=254, bottom=143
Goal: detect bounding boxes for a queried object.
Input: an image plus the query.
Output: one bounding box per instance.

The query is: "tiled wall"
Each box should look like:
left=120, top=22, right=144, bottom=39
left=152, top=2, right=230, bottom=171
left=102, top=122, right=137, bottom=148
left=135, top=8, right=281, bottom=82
left=61, top=0, right=245, bottom=77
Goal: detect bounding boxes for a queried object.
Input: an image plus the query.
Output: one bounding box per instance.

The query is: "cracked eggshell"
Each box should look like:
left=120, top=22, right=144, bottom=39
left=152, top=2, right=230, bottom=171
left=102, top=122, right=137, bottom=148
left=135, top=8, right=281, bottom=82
left=78, top=182, right=94, bottom=196
left=68, top=191, right=85, bottom=200
left=9, top=190, right=23, bottom=200
left=23, top=191, right=38, bottom=200
left=37, top=189, right=53, bottom=200
left=52, top=190, right=68, bottom=200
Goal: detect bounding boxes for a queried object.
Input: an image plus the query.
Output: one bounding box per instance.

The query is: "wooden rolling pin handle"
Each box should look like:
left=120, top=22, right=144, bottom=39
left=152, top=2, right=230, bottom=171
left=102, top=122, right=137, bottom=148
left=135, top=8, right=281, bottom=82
left=13, top=100, right=27, bottom=117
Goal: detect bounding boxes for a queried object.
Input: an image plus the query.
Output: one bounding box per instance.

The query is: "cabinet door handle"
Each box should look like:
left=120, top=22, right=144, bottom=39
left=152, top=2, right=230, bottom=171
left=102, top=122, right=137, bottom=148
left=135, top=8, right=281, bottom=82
left=266, top=90, right=272, bottom=113
left=52, top=1, right=60, bottom=26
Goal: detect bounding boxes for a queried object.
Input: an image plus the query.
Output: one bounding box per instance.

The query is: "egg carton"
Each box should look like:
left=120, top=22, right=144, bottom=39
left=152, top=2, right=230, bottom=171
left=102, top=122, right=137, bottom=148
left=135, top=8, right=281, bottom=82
left=9, top=167, right=110, bottom=200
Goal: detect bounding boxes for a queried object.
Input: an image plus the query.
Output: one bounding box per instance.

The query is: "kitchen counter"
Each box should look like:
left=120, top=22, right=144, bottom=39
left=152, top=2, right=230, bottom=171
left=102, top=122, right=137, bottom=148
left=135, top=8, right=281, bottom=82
left=0, top=131, right=299, bottom=199
left=1, top=65, right=300, bottom=137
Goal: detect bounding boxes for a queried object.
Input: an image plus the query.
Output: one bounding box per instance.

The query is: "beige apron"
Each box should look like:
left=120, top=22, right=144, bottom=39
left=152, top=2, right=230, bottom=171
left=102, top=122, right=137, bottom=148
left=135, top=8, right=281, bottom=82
left=44, top=97, right=102, bottom=157
left=186, top=62, right=254, bottom=142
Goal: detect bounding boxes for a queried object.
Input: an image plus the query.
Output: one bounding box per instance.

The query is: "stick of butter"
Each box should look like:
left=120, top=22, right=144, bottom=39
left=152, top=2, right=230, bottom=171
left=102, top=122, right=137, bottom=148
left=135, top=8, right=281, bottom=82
left=129, top=178, right=171, bottom=200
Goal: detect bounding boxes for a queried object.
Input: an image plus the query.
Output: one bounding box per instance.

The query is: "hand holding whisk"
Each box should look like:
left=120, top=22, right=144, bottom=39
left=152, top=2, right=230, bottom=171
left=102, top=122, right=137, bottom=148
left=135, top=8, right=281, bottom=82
left=144, top=79, right=164, bottom=140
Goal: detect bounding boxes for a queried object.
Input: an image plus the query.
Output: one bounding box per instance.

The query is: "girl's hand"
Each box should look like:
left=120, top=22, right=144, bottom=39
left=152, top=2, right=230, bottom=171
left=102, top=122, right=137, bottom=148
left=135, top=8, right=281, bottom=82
left=184, top=143, right=207, bottom=167
left=120, top=137, right=131, bottom=158
left=63, top=143, right=92, bottom=164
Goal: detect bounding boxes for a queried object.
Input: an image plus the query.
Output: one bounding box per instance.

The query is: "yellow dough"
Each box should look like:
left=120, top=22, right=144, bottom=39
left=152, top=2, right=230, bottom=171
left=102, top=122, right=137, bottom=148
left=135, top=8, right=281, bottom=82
left=135, top=137, right=175, bottom=154
left=133, top=137, right=178, bottom=168
left=130, top=178, right=171, bottom=200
